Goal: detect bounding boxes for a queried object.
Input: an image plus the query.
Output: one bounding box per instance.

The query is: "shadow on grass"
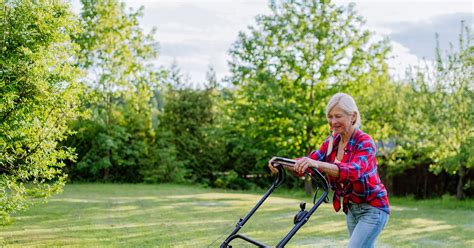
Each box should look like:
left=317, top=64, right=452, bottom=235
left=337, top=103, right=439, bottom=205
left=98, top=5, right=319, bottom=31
left=1, top=184, right=473, bottom=247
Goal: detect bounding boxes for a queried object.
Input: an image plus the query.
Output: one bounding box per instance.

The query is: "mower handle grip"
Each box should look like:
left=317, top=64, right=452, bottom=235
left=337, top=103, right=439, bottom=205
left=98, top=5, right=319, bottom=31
left=270, top=157, right=329, bottom=192
left=270, top=157, right=297, bottom=168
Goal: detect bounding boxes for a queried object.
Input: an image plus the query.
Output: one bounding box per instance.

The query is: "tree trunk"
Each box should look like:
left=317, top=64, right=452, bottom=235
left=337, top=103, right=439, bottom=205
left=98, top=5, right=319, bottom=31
left=304, top=71, right=316, bottom=196
left=304, top=127, right=314, bottom=196
left=304, top=174, right=313, bottom=196
left=456, top=166, right=465, bottom=200
left=423, top=165, right=428, bottom=198
left=104, top=167, right=110, bottom=181
left=104, top=90, right=111, bottom=182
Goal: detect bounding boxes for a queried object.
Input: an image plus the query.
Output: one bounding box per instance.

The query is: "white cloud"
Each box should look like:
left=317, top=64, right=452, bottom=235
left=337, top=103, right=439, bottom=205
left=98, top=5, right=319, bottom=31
left=349, top=1, right=472, bottom=22
left=71, top=0, right=472, bottom=84
left=387, top=41, right=429, bottom=80
left=119, top=0, right=271, bottom=84
left=348, top=1, right=472, bottom=79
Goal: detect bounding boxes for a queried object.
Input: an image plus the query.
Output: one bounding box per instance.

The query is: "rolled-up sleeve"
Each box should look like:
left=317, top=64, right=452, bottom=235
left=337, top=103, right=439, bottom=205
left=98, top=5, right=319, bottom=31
left=336, top=139, right=376, bottom=183
left=308, top=141, right=328, bottom=162
left=293, top=137, right=329, bottom=177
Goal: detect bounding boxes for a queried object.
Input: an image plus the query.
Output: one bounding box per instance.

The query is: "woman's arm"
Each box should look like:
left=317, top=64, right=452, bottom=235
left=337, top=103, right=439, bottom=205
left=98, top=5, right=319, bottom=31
left=316, top=161, right=339, bottom=178
left=269, top=135, right=332, bottom=176
left=294, top=158, right=339, bottom=178
left=296, top=137, right=376, bottom=183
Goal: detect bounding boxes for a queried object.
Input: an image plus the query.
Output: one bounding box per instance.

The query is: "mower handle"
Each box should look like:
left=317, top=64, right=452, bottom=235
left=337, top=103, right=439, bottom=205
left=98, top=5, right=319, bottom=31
left=270, top=157, right=297, bottom=168
left=220, top=157, right=330, bottom=247
left=270, top=157, right=330, bottom=247
left=270, top=157, right=329, bottom=193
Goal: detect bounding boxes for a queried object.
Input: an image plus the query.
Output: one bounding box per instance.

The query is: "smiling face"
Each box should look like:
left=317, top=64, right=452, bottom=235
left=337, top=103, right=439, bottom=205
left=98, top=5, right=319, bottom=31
left=327, top=104, right=356, bottom=135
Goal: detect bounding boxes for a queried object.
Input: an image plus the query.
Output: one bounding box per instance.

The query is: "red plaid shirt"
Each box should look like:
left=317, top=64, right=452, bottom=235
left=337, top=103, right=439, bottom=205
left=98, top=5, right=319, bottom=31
left=307, top=129, right=390, bottom=214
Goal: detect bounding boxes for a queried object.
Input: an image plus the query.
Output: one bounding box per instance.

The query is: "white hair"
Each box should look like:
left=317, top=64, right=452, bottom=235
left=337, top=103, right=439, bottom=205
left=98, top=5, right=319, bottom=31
left=325, top=93, right=361, bottom=156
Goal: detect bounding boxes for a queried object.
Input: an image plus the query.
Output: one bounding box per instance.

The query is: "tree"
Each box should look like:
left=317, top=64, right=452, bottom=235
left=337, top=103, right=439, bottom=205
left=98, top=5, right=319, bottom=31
left=398, top=21, right=473, bottom=199
left=427, top=22, right=473, bottom=199
left=67, top=0, right=163, bottom=181
left=0, top=1, right=83, bottom=224
left=345, top=71, right=408, bottom=192
left=225, top=0, right=390, bottom=189
left=157, top=64, right=227, bottom=186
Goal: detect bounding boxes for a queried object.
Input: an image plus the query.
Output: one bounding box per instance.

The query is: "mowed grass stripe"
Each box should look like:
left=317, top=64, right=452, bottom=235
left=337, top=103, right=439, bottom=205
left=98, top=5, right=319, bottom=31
left=0, top=184, right=473, bottom=247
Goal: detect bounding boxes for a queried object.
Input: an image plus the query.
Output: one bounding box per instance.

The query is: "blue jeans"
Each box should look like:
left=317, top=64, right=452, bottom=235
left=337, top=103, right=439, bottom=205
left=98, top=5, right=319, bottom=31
left=346, top=203, right=388, bottom=248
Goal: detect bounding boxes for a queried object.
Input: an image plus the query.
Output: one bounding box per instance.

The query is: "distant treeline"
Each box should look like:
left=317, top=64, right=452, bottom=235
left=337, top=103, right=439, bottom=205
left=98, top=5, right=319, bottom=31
left=1, top=0, right=472, bottom=225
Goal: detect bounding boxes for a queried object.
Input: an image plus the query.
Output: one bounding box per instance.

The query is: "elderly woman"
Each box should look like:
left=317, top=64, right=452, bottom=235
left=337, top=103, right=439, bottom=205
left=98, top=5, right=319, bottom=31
left=269, top=93, right=389, bottom=248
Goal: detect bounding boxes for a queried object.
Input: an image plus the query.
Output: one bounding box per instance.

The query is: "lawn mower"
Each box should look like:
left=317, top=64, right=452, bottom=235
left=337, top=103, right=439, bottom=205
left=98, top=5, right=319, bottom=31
left=220, top=157, right=329, bottom=247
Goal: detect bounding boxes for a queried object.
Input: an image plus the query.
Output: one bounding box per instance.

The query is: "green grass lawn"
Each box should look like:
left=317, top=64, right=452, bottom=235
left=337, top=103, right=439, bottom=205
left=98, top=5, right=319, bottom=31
left=0, top=183, right=473, bottom=247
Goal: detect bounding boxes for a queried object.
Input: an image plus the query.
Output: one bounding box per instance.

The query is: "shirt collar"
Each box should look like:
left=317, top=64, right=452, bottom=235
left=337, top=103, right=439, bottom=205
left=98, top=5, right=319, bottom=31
left=333, top=129, right=360, bottom=152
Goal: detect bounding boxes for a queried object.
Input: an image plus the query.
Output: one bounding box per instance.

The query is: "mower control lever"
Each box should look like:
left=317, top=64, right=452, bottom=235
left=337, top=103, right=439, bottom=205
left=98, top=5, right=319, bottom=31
left=294, top=202, right=308, bottom=224
left=300, top=202, right=306, bottom=211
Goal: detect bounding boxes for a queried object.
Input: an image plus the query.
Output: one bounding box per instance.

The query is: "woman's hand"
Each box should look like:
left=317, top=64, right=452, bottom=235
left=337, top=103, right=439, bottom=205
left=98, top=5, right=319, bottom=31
left=294, top=157, right=319, bottom=174
left=267, top=157, right=279, bottom=174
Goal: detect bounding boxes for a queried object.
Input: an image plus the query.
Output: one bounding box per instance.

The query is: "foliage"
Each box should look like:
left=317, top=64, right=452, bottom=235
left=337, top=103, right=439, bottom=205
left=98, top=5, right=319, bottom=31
left=2, top=0, right=472, bottom=215
left=66, top=0, right=163, bottom=182
left=0, top=0, right=83, bottom=224
left=403, top=23, right=473, bottom=199
left=139, top=129, right=186, bottom=184
left=158, top=65, right=227, bottom=185
left=360, top=21, right=474, bottom=198
left=224, top=0, right=391, bottom=186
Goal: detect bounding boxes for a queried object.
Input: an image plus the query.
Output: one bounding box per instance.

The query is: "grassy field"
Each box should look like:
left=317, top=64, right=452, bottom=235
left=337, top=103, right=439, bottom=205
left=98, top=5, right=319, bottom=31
left=0, top=183, right=473, bottom=247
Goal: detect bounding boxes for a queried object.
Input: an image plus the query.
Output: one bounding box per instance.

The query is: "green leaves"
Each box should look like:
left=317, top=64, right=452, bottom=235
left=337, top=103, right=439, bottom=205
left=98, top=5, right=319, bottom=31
left=1, top=1, right=471, bottom=219
left=64, top=0, right=163, bottom=182
left=385, top=22, right=473, bottom=198
left=225, top=0, right=390, bottom=184
left=1, top=0, right=83, bottom=225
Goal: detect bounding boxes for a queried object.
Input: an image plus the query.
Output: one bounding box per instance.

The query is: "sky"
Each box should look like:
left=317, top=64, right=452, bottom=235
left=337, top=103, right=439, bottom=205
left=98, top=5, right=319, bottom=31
left=72, top=0, right=473, bottom=86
